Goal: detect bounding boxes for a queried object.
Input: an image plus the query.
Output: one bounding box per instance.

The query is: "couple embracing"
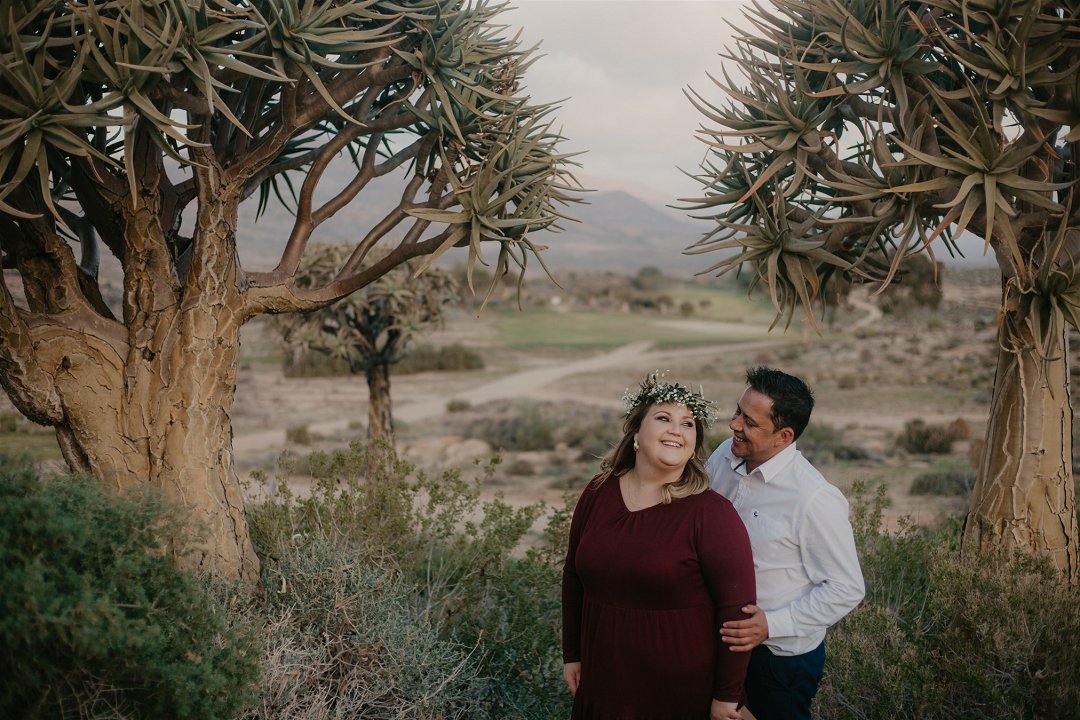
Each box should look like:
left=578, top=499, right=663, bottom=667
left=561, top=367, right=865, bottom=720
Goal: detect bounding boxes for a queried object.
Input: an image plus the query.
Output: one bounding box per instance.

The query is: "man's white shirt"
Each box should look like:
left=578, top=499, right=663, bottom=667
left=707, top=439, right=865, bottom=656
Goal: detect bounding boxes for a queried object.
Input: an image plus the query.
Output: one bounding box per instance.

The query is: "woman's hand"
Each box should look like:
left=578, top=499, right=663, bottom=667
left=563, top=661, right=581, bottom=696
left=710, top=699, right=740, bottom=720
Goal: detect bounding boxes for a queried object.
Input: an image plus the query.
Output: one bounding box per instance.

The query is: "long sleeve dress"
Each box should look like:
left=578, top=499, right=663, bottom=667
left=562, top=474, right=756, bottom=720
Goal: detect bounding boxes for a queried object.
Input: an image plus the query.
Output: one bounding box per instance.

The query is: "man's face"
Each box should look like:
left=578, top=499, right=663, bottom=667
left=728, top=387, right=791, bottom=471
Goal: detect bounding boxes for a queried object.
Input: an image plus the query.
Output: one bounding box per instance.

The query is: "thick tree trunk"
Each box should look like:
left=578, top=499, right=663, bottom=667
left=365, top=363, right=395, bottom=444
left=30, top=303, right=260, bottom=585
left=0, top=178, right=262, bottom=586
left=963, top=288, right=1079, bottom=584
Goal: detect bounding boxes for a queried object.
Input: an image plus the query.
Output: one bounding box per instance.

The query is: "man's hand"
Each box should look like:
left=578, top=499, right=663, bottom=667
left=720, top=604, right=768, bottom=652
left=710, top=699, right=740, bottom=720
left=563, top=661, right=581, bottom=696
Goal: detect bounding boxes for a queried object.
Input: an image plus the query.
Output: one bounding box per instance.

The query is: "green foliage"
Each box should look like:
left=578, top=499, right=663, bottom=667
left=1, top=0, right=581, bottom=301
left=246, top=443, right=572, bottom=719
left=909, top=468, right=975, bottom=497
left=0, top=456, right=259, bottom=720
left=685, top=0, right=1079, bottom=332
left=798, top=423, right=870, bottom=465
left=396, top=343, right=486, bottom=374
left=277, top=245, right=460, bottom=376
left=285, top=424, right=312, bottom=445
left=895, top=419, right=958, bottom=454
left=0, top=411, right=19, bottom=433
left=464, top=400, right=620, bottom=453
left=631, top=266, right=665, bottom=291
left=446, top=398, right=472, bottom=413
left=876, top=257, right=946, bottom=315
left=818, top=483, right=1080, bottom=720
left=282, top=351, right=351, bottom=378
left=241, top=542, right=484, bottom=719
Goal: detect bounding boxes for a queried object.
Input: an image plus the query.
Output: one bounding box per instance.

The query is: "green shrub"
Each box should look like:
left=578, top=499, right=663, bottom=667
left=0, top=410, right=19, bottom=433
left=464, top=400, right=619, bottom=454
left=246, top=444, right=571, bottom=719
left=895, top=418, right=956, bottom=454
left=798, top=423, right=870, bottom=465
left=817, top=483, right=1080, bottom=720
left=909, top=468, right=975, bottom=496
left=243, top=542, right=483, bottom=719
left=395, top=343, right=485, bottom=374
left=0, top=456, right=259, bottom=720
left=446, top=398, right=471, bottom=413
left=282, top=351, right=351, bottom=377
left=466, top=402, right=558, bottom=451
left=285, top=424, right=312, bottom=445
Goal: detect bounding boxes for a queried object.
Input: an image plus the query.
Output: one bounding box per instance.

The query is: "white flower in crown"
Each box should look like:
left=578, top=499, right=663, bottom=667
left=622, top=371, right=717, bottom=427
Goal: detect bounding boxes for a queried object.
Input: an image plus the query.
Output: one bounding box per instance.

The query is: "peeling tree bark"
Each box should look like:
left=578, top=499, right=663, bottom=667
left=964, top=286, right=1079, bottom=585
left=22, top=267, right=260, bottom=585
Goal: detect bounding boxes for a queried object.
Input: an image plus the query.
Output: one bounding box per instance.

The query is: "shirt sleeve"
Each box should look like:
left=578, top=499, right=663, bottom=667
left=763, top=487, right=865, bottom=640
left=697, top=496, right=757, bottom=703
left=561, top=479, right=599, bottom=663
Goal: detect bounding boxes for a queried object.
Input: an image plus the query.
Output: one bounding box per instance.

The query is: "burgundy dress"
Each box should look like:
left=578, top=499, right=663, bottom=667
left=562, top=474, right=756, bottom=720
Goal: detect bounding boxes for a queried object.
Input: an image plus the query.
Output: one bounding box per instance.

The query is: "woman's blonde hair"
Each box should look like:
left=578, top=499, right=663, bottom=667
left=593, top=401, right=710, bottom=503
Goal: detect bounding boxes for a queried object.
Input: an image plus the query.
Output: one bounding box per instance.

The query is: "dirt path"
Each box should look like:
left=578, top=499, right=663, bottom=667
left=232, top=336, right=797, bottom=461
left=230, top=292, right=900, bottom=465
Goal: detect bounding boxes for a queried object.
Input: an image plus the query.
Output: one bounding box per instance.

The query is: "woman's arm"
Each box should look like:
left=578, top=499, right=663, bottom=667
left=698, top=497, right=757, bottom=704
left=561, top=478, right=600, bottom=667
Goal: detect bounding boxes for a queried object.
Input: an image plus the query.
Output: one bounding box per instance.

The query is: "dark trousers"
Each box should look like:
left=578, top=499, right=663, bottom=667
left=744, top=642, right=825, bottom=720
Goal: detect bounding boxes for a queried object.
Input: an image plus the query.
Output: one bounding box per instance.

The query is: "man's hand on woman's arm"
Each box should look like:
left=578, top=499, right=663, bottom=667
left=720, top=604, right=769, bottom=652
left=563, top=662, right=581, bottom=696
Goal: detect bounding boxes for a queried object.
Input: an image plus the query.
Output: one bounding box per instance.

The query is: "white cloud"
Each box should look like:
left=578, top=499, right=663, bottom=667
left=504, top=1, right=747, bottom=210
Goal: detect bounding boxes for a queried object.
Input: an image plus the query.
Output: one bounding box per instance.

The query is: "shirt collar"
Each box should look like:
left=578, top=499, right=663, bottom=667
left=729, top=440, right=798, bottom=483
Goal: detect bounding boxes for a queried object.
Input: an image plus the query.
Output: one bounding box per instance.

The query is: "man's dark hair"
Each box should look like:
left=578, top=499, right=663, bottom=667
left=746, top=366, right=814, bottom=440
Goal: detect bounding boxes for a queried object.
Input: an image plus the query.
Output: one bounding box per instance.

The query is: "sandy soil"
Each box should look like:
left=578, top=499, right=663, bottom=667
left=232, top=273, right=1008, bottom=530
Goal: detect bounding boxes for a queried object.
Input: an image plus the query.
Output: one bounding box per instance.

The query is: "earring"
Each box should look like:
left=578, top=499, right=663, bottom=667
left=633, top=439, right=639, bottom=451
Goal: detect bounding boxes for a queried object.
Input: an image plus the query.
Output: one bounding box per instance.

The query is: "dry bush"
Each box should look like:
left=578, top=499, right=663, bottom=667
left=241, top=544, right=482, bottom=720
left=819, top=483, right=1080, bottom=720
left=895, top=419, right=957, bottom=455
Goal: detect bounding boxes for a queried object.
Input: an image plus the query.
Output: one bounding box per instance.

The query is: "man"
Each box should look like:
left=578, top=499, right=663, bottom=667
left=706, top=367, right=864, bottom=720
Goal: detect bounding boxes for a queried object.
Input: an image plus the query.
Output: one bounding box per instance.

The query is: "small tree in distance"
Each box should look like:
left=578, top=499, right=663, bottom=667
left=685, top=0, right=1079, bottom=582
left=278, top=245, right=458, bottom=444
left=0, top=0, right=580, bottom=584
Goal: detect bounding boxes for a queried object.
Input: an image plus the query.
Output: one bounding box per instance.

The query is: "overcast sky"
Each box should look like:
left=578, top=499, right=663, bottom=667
left=504, top=0, right=746, bottom=214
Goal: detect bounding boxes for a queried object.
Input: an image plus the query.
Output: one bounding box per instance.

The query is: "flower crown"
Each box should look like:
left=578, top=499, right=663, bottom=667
left=622, top=371, right=717, bottom=427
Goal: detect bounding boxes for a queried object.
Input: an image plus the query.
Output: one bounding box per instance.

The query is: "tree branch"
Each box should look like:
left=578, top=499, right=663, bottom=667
left=242, top=229, right=453, bottom=318
left=0, top=273, right=64, bottom=426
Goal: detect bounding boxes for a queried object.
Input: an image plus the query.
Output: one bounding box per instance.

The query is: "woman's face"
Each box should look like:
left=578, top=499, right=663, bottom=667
left=634, top=402, right=697, bottom=471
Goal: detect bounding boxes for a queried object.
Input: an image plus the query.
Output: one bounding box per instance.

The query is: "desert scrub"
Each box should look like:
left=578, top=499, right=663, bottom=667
left=395, top=343, right=485, bottom=374
left=464, top=400, right=620, bottom=454
left=798, top=423, right=870, bottom=465
left=242, top=542, right=483, bottom=719
left=285, top=424, right=312, bottom=445
left=816, top=483, right=1080, bottom=720
left=909, top=468, right=975, bottom=497
left=0, top=454, right=259, bottom=720
left=246, top=443, right=572, bottom=719
left=895, top=418, right=958, bottom=454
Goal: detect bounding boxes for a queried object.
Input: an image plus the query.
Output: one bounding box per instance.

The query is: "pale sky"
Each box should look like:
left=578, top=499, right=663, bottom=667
left=504, top=0, right=746, bottom=213
left=504, top=1, right=994, bottom=265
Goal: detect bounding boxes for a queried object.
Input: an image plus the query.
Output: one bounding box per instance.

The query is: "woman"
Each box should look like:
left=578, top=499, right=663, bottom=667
left=562, top=372, right=755, bottom=720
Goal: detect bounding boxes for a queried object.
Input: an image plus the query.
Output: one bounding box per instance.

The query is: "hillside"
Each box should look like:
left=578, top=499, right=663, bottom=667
left=236, top=184, right=707, bottom=276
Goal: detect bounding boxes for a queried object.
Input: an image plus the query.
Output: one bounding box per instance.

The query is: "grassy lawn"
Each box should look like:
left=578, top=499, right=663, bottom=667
left=0, top=431, right=62, bottom=461
left=492, top=308, right=774, bottom=349
left=660, top=283, right=778, bottom=324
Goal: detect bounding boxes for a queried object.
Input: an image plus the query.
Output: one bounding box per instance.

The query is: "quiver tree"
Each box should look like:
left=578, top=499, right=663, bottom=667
left=0, top=0, right=579, bottom=584
left=278, top=244, right=458, bottom=444
left=684, top=0, right=1080, bottom=583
